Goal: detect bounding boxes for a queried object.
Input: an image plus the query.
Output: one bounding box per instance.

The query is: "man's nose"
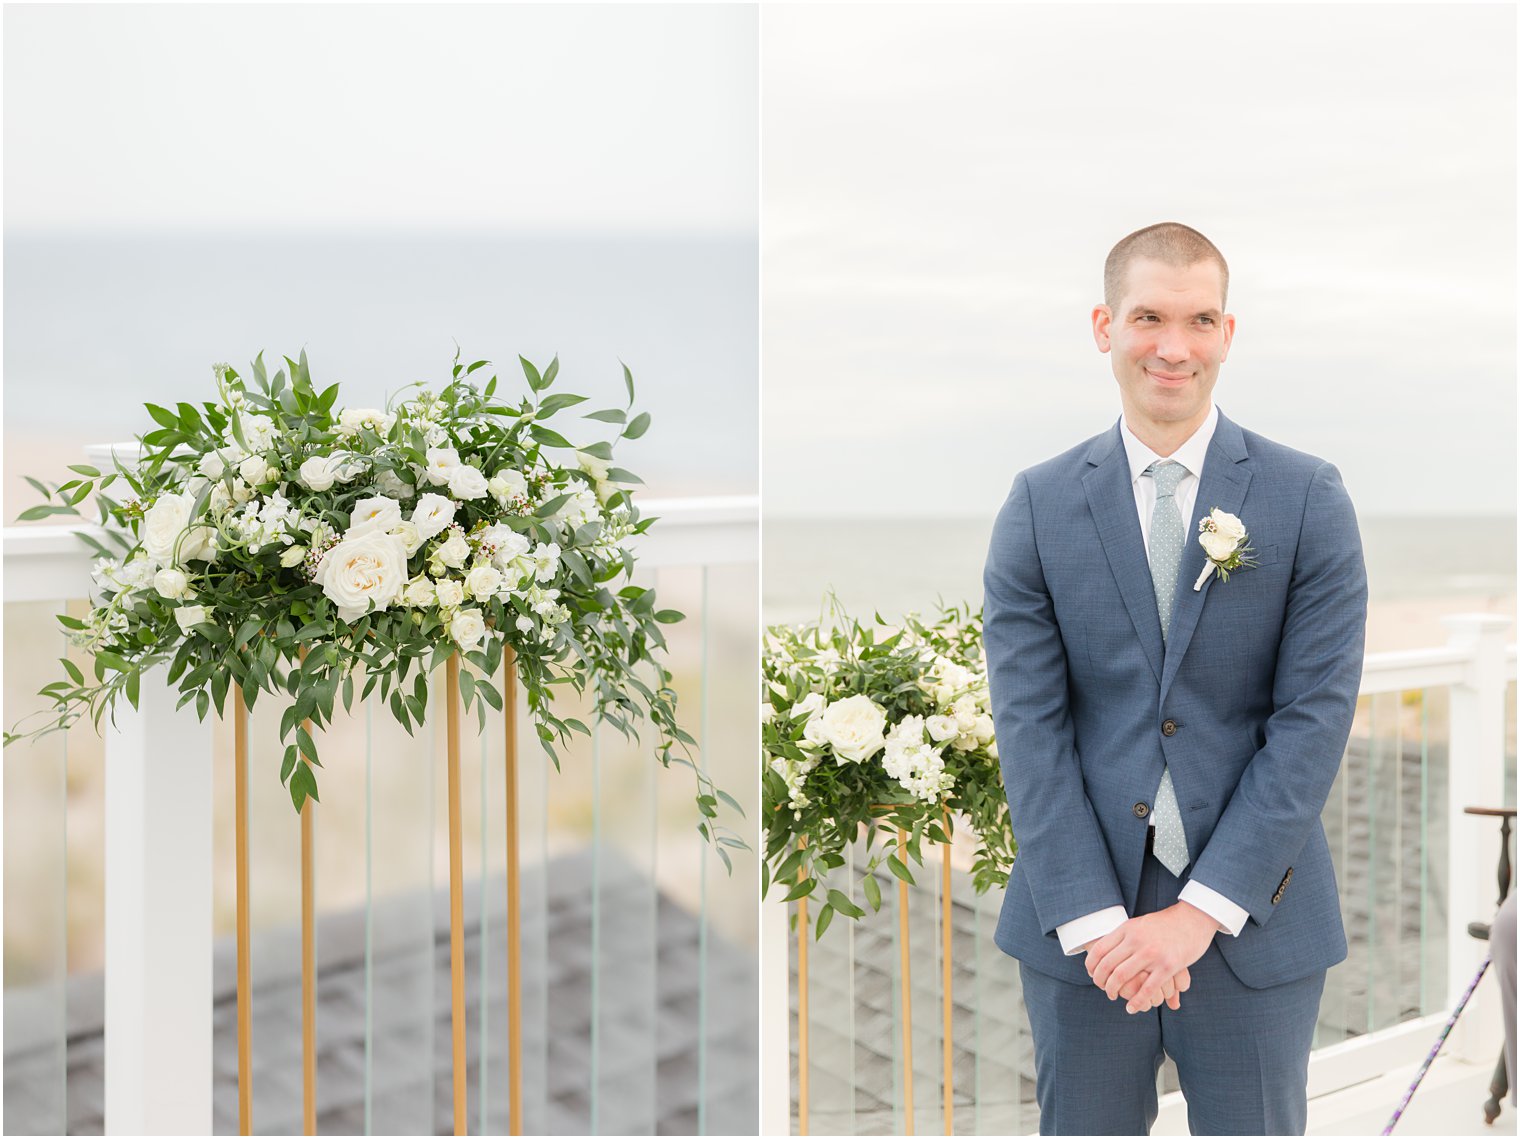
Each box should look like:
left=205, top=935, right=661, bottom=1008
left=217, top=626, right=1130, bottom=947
left=1154, top=328, right=1190, bottom=363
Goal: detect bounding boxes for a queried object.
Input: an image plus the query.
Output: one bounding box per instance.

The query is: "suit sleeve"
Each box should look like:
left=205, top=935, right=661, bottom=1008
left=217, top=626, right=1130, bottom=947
left=1188, top=461, right=1368, bottom=927
left=983, top=472, right=1126, bottom=934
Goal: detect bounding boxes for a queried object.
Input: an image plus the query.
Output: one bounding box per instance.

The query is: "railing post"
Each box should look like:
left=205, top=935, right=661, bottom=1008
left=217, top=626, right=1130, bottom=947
left=760, top=869, right=794, bottom=1135
left=104, top=662, right=213, bottom=1134
left=1441, top=613, right=1511, bottom=1062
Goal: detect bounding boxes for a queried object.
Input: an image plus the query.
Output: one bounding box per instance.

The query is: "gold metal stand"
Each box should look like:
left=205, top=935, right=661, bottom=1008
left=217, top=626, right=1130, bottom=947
left=796, top=834, right=810, bottom=1136
left=301, top=747, right=316, bottom=1134
left=941, top=809, right=953, bottom=1136
left=897, top=826, right=915, bottom=1135
left=234, top=686, right=252, bottom=1136
left=447, top=653, right=467, bottom=1135
left=503, top=648, right=523, bottom=1136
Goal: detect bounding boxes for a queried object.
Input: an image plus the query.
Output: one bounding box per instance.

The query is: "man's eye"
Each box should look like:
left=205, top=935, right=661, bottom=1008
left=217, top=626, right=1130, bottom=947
left=1198, top=316, right=1214, bottom=325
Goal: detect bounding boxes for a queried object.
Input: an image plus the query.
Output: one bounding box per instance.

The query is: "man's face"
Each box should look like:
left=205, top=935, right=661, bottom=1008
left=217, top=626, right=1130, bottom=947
left=1092, top=257, right=1235, bottom=429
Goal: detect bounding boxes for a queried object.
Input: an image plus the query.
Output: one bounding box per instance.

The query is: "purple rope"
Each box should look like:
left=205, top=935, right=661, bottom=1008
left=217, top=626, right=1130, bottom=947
left=1382, top=956, right=1492, bottom=1135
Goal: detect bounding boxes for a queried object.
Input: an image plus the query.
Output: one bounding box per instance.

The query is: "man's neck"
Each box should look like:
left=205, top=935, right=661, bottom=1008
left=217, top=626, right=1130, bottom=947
left=1121, top=408, right=1211, bottom=459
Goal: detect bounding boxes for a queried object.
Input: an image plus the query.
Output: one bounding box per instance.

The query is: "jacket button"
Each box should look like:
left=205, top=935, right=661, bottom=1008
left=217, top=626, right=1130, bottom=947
left=1133, top=802, right=1149, bottom=818
left=1161, top=719, right=1178, bottom=737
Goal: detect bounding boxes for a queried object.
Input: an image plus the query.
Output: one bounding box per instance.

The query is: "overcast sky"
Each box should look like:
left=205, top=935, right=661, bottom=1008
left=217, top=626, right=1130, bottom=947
left=763, top=3, right=1516, bottom=519
left=5, top=3, right=756, bottom=234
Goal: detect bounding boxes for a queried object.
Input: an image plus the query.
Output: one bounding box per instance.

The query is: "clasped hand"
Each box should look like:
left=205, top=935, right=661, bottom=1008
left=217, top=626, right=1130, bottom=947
left=1083, top=902, right=1219, bottom=1014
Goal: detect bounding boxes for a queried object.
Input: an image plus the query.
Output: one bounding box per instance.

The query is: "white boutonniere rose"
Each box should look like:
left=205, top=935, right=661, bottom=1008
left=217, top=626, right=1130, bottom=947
left=1193, top=508, right=1257, bottom=590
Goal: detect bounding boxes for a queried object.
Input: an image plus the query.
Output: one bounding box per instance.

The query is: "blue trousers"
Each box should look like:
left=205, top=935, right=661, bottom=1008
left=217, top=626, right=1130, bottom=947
left=1019, top=832, right=1326, bottom=1135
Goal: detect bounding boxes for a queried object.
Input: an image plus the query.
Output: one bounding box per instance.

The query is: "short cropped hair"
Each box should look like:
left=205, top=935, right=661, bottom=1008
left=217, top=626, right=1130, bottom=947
left=1104, top=223, right=1230, bottom=312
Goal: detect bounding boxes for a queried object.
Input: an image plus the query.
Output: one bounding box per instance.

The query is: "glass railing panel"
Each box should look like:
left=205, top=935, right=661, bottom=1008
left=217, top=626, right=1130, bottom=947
left=3, top=600, right=71, bottom=1136
left=1418, top=685, right=1450, bottom=1017
left=1505, top=678, right=1516, bottom=810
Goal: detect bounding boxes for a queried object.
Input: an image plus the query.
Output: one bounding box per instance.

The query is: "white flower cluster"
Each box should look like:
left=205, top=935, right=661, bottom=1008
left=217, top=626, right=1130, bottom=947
left=916, top=655, right=997, bottom=758
left=881, top=715, right=956, bottom=803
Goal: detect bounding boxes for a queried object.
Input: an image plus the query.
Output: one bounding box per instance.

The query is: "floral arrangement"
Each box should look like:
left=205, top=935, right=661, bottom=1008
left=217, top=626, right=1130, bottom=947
left=5, top=350, right=743, bottom=862
left=761, top=599, right=1016, bottom=938
left=1192, top=506, right=1256, bottom=590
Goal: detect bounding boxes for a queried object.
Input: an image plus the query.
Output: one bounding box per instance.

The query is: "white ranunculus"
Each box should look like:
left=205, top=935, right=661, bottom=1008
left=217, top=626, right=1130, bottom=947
left=434, top=578, right=464, bottom=610
left=818, top=694, right=888, bottom=763
left=347, top=495, right=403, bottom=538
left=175, top=605, right=210, bottom=632
left=314, top=530, right=409, bottom=622
left=424, top=446, right=461, bottom=487
left=411, top=493, right=456, bottom=540
left=300, top=455, right=339, bottom=492
left=446, top=464, right=489, bottom=501
left=239, top=453, right=270, bottom=485
left=280, top=545, right=307, bottom=568
left=449, top=608, right=487, bottom=651
left=465, top=563, right=503, bottom=600
left=142, top=492, right=214, bottom=566
left=404, top=576, right=437, bottom=608
left=434, top=529, right=471, bottom=569
left=153, top=567, right=191, bottom=600
left=390, top=520, right=423, bottom=557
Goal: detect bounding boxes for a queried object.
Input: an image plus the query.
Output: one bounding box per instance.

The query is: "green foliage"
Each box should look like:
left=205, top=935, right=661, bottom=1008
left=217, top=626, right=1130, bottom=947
left=761, top=597, right=1017, bottom=937
left=5, top=350, right=745, bottom=864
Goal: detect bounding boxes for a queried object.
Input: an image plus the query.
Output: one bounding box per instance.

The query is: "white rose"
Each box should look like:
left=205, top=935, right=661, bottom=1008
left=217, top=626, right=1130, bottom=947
left=434, top=529, right=471, bottom=569
left=424, top=447, right=461, bottom=487
left=174, top=604, right=209, bottom=632
left=347, top=495, right=403, bottom=538
left=153, top=567, right=191, bottom=600
left=926, top=714, right=961, bottom=743
left=230, top=479, right=253, bottom=506
left=239, top=453, right=270, bottom=485
left=972, top=713, right=996, bottom=744
left=1210, top=509, right=1247, bottom=542
left=300, top=455, right=339, bottom=492
left=435, top=578, right=465, bottom=610
left=337, top=407, right=396, bottom=436
left=199, top=450, right=228, bottom=479
left=818, top=694, right=888, bottom=764
left=449, top=608, right=487, bottom=651
left=280, top=545, right=307, bottom=568
left=314, top=530, right=409, bottom=622
left=411, top=493, right=456, bottom=541
left=374, top=468, right=414, bottom=500
left=465, top=563, right=503, bottom=599
left=390, top=520, right=423, bottom=556
left=142, top=492, right=213, bottom=566
left=404, top=576, right=437, bottom=608
left=446, top=464, right=489, bottom=500
left=791, top=692, right=826, bottom=721
left=1200, top=527, right=1241, bottom=562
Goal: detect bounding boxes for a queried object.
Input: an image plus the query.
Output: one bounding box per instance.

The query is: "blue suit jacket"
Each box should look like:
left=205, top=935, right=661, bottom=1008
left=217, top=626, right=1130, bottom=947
left=982, top=409, right=1367, bottom=990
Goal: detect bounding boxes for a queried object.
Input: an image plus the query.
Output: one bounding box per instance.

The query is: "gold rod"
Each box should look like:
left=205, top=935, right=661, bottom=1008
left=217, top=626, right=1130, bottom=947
left=301, top=772, right=316, bottom=1134
left=234, top=686, right=252, bottom=1136
left=447, top=653, right=468, bottom=1135
left=797, top=834, right=810, bottom=1136
left=941, top=809, right=953, bottom=1136
left=503, top=648, right=523, bottom=1136
left=898, top=826, right=914, bottom=1136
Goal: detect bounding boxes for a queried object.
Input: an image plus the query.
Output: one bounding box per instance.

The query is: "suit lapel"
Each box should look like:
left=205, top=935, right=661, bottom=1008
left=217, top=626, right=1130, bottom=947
left=1082, top=424, right=1164, bottom=686
left=1159, top=412, right=1252, bottom=704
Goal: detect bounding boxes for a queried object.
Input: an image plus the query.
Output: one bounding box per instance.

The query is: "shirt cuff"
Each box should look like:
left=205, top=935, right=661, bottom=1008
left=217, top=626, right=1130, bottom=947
left=1179, top=879, right=1248, bottom=936
left=1056, top=906, right=1129, bottom=955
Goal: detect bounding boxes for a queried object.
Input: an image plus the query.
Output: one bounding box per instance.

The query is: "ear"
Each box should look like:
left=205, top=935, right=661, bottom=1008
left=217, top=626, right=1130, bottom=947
left=1092, top=305, right=1113, bottom=353
left=1220, top=312, right=1236, bottom=362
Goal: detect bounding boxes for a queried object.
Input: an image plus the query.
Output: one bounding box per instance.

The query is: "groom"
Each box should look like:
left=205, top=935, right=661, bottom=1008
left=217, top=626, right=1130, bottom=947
left=982, top=222, right=1367, bottom=1135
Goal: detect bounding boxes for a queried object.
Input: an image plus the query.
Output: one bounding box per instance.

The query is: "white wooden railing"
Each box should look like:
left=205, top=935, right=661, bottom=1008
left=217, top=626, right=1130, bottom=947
left=3, top=493, right=757, bottom=1136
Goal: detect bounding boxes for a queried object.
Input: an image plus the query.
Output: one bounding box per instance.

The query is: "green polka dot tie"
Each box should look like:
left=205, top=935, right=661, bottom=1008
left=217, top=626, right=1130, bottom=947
left=1146, top=459, right=1191, bottom=877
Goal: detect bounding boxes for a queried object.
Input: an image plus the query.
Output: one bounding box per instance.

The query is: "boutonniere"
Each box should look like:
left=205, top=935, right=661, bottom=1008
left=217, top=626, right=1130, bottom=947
left=1193, top=508, right=1257, bottom=590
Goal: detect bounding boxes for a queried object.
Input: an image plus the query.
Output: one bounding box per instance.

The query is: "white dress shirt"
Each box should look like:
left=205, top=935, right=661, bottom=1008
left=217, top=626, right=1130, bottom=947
left=1055, top=402, right=1251, bottom=955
